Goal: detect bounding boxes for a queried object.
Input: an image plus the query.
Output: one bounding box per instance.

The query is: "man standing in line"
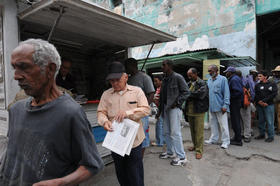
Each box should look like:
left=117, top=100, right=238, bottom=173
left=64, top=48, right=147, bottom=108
left=236, top=70, right=255, bottom=143
left=254, top=70, right=278, bottom=142
left=98, top=62, right=150, bottom=186
left=249, top=69, right=259, bottom=85
left=125, top=58, right=155, bottom=157
left=205, top=65, right=231, bottom=149
left=158, top=59, right=189, bottom=166
left=0, top=39, right=103, bottom=186
left=271, top=66, right=280, bottom=135
left=185, top=68, right=208, bottom=159
left=224, top=67, right=244, bottom=146
left=152, top=75, right=165, bottom=147
left=248, top=69, right=258, bottom=135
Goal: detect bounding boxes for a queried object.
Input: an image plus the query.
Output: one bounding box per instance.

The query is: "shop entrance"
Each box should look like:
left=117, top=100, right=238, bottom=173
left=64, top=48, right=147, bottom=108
left=257, top=11, right=280, bottom=70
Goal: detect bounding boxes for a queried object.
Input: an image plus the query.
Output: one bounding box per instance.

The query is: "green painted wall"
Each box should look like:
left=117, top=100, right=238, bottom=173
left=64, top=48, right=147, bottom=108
left=256, top=0, right=280, bottom=15
left=83, top=0, right=257, bottom=59
left=123, top=0, right=255, bottom=42
left=120, top=0, right=256, bottom=60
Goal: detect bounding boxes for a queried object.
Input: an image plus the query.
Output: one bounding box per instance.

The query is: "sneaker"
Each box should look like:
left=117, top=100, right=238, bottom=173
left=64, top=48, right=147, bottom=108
left=254, top=135, right=265, bottom=140
left=159, top=152, right=176, bottom=159
left=170, top=157, right=187, bottom=166
left=151, top=142, right=157, bottom=146
left=221, top=143, right=229, bottom=149
left=251, top=131, right=254, bottom=137
left=230, top=140, right=243, bottom=146
left=265, top=138, right=274, bottom=143
left=204, top=139, right=217, bottom=144
left=151, top=142, right=163, bottom=147
left=244, top=137, right=251, bottom=143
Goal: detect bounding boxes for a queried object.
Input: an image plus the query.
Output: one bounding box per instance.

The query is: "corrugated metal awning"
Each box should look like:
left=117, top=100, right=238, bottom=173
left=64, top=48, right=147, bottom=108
left=18, top=0, right=176, bottom=48
left=138, top=48, right=257, bottom=69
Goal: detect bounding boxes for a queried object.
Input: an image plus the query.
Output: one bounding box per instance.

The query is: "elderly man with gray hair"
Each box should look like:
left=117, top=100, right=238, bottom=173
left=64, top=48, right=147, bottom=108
left=205, top=64, right=231, bottom=149
left=0, top=39, right=103, bottom=186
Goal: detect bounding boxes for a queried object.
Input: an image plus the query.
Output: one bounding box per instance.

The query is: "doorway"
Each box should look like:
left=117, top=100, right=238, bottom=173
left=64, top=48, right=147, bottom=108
left=257, top=11, right=280, bottom=70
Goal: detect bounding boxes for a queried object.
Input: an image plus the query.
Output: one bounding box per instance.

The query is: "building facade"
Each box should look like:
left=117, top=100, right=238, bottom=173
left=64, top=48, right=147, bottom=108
left=88, top=0, right=280, bottom=70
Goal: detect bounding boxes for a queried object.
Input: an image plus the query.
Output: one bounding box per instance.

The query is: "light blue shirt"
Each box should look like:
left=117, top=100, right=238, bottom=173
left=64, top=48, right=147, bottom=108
left=207, top=74, right=230, bottom=112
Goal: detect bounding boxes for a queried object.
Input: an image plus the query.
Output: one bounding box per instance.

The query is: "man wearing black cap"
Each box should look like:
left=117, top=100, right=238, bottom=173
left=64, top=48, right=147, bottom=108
left=97, top=62, right=150, bottom=186
left=224, top=66, right=244, bottom=146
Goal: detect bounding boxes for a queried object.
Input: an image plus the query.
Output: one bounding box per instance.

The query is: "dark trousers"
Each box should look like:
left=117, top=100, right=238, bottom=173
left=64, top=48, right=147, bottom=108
left=230, top=99, right=242, bottom=142
left=111, top=144, right=144, bottom=186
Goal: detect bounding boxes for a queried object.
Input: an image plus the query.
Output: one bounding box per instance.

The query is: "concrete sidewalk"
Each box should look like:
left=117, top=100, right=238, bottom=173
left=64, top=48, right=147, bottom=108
left=1, top=122, right=279, bottom=186
left=88, top=122, right=280, bottom=186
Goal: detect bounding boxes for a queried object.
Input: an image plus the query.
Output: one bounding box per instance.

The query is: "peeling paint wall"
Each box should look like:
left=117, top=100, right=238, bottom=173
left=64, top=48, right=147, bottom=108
left=121, top=0, right=256, bottom=60
left=18, top=0, right=257, bottom=60
left=256, top=0, right=280, bottom=15
left=21, top=0, right=257, bottom=60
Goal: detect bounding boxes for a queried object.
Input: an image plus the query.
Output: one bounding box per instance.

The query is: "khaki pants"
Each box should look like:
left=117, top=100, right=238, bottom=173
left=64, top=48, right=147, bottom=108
left=275, top=103, right=280, bottom=133
left=240, top=106, right=252, bottom=138
left=189, top=114, right=204, bottom=154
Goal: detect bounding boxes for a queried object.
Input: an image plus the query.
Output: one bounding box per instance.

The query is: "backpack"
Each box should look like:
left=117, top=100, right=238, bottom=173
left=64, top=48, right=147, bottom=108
left=243, top=87, right=251, bottom=108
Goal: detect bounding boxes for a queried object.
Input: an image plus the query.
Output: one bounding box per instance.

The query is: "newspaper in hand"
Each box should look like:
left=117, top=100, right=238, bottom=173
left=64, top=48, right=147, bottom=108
left=102, top=119, right=139, bottom=157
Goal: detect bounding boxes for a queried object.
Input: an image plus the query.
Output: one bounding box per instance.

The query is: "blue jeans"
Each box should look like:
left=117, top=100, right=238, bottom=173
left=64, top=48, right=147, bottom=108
left=141, top=116, right=150, bottom=148
left=163, top=107, right=185, bottom=159
left=257, top=104, right=275, bottom=138
left=155, top=115, right=165, bottom=146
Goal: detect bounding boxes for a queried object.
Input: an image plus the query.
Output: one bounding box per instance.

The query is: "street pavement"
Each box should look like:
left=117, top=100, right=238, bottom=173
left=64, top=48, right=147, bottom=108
left=1, top=121, right=279, bottom=186
left=85, top=121, right=280, bottom=186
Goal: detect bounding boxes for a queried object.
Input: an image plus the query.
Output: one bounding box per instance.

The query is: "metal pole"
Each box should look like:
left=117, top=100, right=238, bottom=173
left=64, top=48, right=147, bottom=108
left=141, top=42, right=155, bottom=71
left=48, top=6, right=64, bottom=42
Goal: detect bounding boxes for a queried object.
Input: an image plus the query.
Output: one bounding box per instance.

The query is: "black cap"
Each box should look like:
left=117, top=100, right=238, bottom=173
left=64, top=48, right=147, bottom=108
left=106, top=62, right=125, bottom=80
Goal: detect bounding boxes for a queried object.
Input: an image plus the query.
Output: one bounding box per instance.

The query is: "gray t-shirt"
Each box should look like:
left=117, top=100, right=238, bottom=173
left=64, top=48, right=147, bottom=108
left=0, top=94, right=103, bottom=186
left=128, top=71, right=155, bottom=95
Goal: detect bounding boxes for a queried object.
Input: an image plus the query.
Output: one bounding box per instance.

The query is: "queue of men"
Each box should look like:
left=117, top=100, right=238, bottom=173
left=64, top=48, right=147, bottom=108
left=1, top=38, right=279, bottom=186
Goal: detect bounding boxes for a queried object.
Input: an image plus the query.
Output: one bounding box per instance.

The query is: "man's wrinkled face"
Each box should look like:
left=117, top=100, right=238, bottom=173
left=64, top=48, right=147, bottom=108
left=208, top=67, right=217, bottom=77
left=60, top=61, right=71, bottom=77
left=11, top=44, right=49, bottom=97
left=225, top=72, right=232, bottom=78
left=258, top=74, right=266, bottom=82
left=109, top=73, right=128, bottom=92
left=187, top=70, right=196, bottom=81
left=273, top=71, right=280, bottom=78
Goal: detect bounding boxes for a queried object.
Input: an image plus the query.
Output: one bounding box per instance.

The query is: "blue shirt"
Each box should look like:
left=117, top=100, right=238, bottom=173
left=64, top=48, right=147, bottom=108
left=228, top=74, right=243, bottom=99
left=208, top=75, right=230, bottom=112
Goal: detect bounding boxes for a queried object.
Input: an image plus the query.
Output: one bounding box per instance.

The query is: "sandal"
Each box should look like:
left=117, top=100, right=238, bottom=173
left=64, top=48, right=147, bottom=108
left=196, top=153, right=202, bottom=159
left=187, top=146, right=195, bottom=151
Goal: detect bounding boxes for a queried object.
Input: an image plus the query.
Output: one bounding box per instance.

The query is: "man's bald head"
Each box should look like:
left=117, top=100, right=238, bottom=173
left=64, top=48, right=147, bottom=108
left=208, top=64, right=218, bottom=72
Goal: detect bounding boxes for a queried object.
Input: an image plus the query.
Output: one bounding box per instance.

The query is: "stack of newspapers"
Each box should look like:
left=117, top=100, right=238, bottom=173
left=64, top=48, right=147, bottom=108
left=102, top=119, right=139, bottom=157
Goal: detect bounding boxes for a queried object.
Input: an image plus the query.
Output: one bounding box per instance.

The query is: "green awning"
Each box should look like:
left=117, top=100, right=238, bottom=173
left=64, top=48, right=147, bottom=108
left=138, top=48, right=256, bottom=69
